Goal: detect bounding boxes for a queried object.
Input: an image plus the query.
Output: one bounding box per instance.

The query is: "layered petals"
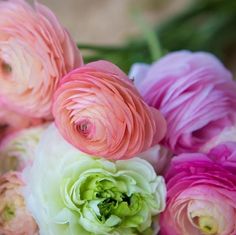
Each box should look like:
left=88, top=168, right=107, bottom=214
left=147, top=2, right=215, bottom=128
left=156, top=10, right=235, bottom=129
left=23, top=124, right=166, bottom=235
left=0, top=171, right=38, bottom=235
left=132, top=51, right=236, bottom=154
left=0, top=125, right=48, bottom=175
left=0, top=0, right=82, bottom=119
left=53, top=60, right=166, bottom=159
left=160, top=142, right=236, bottom=235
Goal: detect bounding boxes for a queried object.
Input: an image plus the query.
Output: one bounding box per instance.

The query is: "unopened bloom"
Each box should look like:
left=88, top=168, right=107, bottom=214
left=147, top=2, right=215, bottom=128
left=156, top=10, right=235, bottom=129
left=53, top=60, right=166, bottom=160
left=0, top=171, right=38, bottom=235
left=160, top=142, right=236, bottom=235
left=0, top=0, right=82, bottom=119
left=23, top=124, right=166, bottom=235
left=131, top=51, right=236, bottom=154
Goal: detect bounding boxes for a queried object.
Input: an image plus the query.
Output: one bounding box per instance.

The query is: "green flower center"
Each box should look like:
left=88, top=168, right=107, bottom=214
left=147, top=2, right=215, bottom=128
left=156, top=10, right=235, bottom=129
left=79, top=174, right=142, bottom=222
left=198, top=216, right=218, bottom=235
left=1, top=204, right=15, bottom=222
left=60, top=159, right=164, bottom=235
left=63, top=172, right=148, bottom=230
left=192, top=216, right=218, bottom=235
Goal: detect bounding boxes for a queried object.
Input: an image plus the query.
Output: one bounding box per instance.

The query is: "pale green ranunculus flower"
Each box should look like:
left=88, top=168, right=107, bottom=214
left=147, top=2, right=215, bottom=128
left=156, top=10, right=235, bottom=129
left=23, top=124, right=166, bottom=235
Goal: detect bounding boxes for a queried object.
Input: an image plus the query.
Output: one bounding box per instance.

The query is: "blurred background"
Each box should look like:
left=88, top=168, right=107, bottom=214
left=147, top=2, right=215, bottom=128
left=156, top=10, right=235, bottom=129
left=29, top=0, right=236, bottom=73
left=31, top=0, right=189, bottom=45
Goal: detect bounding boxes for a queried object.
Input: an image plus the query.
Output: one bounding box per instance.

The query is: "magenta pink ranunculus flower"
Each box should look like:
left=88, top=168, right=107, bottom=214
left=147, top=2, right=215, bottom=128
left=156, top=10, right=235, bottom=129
left=160, top=142, right=236, bottom=235
left=0, top=171, right=38, bottom=235
left=133, top=51, right=236, bottom=154
left=0, top=0, right=82, bottom=119
left=53, top=60, right=166, bottom=160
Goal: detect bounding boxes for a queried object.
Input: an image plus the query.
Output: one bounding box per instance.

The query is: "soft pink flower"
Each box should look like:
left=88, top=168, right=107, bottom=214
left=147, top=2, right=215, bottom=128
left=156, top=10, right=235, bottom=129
left=53, top=60, right=166, bottom=159
left=133, top=51, right=236, bottom=154
left=160, top=142, right=236, bottom=235
left=0, top=171, right=38, bottom=235
left=0, top=0, right=82, bottom=119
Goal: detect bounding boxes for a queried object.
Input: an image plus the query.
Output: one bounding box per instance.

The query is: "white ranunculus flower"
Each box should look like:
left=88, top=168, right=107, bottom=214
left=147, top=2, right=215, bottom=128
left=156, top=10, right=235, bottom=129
left=23, top=124, right=166, bottom=235
left=0, top=125, right=48, bottom=174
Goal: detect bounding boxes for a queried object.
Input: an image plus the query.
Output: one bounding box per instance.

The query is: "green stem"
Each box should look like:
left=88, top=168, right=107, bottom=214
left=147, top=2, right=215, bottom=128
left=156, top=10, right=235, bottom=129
left=133, top=10, right=163, bottom=61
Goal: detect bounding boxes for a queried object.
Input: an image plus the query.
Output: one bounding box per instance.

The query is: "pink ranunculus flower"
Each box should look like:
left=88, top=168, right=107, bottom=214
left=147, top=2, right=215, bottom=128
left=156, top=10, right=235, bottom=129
left=0, top=171, right=38, bottom=235
left=53, top=60, right=166, bottom=160
left=0, top=0, right=82, bottom=119
left=132, top=51, right=236, bottom=154
left=160, top=142, right=236, bottom=235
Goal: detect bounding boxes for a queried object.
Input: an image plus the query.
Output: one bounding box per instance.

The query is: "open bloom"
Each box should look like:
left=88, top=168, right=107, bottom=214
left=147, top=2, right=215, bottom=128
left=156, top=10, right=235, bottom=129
left=132, top=51, right=236, bottom=154
left=53, top=60, right=166, bottom=159
left=0, top=125, right=47, bottom=174
left=0, top=171, right=38, bottom=235
left=23, top=124, right=166, bottom=235
left=0, top=0, right=82, bottom=119
left=160, top=142, right=236, bottom=235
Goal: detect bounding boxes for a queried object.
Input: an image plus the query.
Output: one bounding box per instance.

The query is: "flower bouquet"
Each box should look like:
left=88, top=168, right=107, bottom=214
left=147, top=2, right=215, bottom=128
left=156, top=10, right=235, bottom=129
left=0, top=1, right=236, bottom=235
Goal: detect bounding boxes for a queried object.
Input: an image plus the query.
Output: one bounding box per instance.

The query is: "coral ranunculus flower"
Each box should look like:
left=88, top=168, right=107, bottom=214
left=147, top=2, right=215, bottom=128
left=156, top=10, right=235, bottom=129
left=132, top=51, right=236, bottom=154
left=0, top=171, right=38, bottom=235
left=160, top=142, right=236, bottom=235
left=0, top=0, right=82, bottom=119
left=53, top=60, right=166, bottom=160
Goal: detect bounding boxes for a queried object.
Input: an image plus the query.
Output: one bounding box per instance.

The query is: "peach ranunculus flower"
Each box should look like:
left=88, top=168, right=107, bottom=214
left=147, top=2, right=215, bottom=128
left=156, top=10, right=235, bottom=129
left=0, top=0, right=82, bottom=119
left=0, top=171, right=38, bottom=235
left=53, top=60, right=167, bottom=160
